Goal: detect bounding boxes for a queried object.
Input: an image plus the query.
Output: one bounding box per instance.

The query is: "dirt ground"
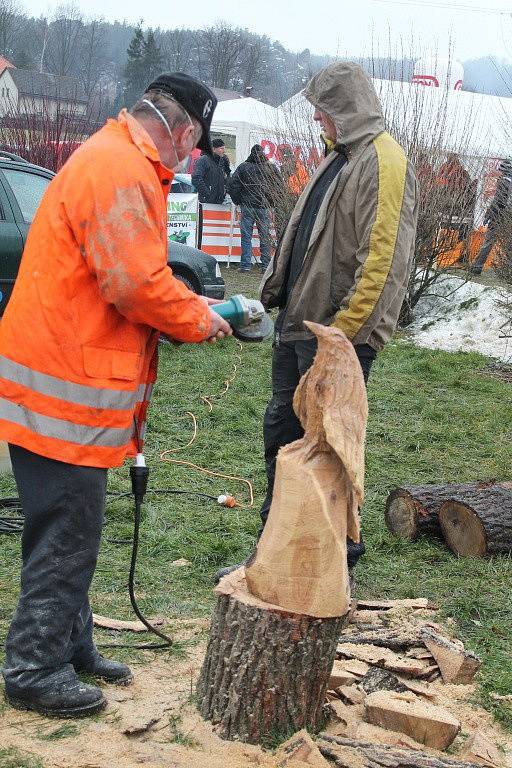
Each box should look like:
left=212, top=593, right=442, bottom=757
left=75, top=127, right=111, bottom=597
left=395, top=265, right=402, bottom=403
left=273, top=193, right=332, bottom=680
left=1, top=616, right=511, bottom=768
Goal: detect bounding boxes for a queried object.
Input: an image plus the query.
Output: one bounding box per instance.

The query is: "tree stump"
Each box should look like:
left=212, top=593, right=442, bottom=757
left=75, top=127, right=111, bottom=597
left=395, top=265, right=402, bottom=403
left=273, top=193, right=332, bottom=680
left=438, top=482, right=512, bottom=557
left=196, top=570, right=346, bottom=743
left=197, top=322, right=368, bottom=744
left=385, top=481, right=510, bottom=541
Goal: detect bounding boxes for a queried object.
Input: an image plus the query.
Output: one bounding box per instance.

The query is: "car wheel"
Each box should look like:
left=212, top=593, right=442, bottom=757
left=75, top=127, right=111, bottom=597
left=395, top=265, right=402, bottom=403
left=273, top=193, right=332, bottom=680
left=173, top=270, right=200, bottom=294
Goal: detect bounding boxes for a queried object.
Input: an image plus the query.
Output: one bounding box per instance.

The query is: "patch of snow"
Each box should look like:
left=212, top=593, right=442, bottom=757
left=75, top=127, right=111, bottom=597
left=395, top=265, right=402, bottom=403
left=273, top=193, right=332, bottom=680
left=409, top=276, right=512, bottom=362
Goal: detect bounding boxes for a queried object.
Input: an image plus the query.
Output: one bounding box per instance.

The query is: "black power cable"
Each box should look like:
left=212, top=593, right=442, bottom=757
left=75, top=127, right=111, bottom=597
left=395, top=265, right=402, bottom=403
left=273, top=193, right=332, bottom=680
left=0, top=475, right=222, bottom=650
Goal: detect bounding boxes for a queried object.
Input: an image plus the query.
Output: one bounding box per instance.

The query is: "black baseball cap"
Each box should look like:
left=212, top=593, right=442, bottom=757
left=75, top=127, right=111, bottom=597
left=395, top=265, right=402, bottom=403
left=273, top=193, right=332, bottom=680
left=146, top=72, right=217, bottom=153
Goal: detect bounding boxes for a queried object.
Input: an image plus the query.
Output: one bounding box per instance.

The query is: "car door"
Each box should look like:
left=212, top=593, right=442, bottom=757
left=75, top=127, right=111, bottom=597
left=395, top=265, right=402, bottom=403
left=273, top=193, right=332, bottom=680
left=0, top=174, right=24, bottom=314
left=0, top=166, right=53, bottom=314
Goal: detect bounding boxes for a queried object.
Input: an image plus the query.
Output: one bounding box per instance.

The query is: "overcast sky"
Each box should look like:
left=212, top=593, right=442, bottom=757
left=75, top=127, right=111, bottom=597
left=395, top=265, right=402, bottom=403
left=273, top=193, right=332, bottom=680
left=19, top=0, right=512, bottom=63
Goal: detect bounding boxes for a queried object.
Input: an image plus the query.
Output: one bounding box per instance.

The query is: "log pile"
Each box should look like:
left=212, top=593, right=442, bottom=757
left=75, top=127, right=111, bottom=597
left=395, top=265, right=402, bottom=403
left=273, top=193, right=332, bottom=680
left=308, top=597, right=512, bottom=766
left=385, top=482, right=512, bottom=557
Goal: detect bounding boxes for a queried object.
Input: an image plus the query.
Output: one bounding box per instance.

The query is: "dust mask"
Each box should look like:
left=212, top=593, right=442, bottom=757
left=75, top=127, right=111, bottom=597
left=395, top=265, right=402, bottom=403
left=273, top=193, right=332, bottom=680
left=142, top=98, right=189, bottom=172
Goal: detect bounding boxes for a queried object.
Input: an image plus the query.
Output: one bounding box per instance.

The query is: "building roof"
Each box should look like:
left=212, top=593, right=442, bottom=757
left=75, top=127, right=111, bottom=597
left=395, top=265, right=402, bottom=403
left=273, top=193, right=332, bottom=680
left=212, top=87, right=244, bottom=102
left=6, top=69, right=87, bottom=104
left=0, top=56, right=14, bottom=73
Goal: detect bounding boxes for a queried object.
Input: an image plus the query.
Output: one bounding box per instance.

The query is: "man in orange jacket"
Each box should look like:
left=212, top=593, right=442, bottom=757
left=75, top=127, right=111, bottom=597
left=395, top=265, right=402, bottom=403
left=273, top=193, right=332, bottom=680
left=0, top=73, right=231, bottom=718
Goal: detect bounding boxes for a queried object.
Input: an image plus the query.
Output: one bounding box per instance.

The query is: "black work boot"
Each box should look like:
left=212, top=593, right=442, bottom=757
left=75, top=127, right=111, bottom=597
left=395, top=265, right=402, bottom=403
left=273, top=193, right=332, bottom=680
left=4, top=666, right=106, bottom=719
left=73, top=653, right=133, bottom=685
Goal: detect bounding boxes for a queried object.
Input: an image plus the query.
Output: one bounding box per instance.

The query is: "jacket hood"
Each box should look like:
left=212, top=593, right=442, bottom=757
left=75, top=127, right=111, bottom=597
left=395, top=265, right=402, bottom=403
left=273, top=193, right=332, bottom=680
left=304, top=61, right=385, bottom=148
left=247, top=145, right=267, bottom=164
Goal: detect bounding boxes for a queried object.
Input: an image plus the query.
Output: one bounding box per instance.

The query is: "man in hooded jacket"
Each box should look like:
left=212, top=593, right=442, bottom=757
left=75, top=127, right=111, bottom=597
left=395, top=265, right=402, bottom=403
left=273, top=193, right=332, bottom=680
left=216, top=61, right=417, bottom=583
left=228, top=145, right=284, bottom=271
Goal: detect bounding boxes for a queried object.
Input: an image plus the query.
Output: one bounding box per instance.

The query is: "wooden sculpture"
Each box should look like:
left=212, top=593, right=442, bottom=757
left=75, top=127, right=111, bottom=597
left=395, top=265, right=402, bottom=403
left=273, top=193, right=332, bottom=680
left=197, top=322, right=368, bottom=744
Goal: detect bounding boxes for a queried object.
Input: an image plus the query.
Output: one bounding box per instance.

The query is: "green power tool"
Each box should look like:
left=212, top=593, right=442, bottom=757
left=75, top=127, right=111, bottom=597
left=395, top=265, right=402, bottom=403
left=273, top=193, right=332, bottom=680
left=212, top=294, right=273, bottom=342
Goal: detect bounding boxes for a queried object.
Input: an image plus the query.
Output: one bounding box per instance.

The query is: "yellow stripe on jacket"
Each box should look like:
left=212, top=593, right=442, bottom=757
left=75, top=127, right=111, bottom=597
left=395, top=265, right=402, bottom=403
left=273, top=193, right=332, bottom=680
left=332, top=132, right=407, bottom=340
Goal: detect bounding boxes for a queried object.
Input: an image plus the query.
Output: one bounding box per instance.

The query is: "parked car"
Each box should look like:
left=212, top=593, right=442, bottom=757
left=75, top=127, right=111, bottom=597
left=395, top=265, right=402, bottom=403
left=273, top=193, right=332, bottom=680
left=0, top=153, right=224, bottom=315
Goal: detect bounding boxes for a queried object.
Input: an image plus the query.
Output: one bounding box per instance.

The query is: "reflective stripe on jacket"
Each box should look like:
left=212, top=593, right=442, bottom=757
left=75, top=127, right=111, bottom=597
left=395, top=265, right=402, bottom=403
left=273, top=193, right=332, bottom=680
left=0, top=110, right=211, bottom=467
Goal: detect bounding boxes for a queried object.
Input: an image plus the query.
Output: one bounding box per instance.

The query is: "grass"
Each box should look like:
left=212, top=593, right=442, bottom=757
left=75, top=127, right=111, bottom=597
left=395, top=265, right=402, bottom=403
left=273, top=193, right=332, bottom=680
left=0, top=265, right=511, bottom=730
left=0, top=748, right=43, bottom=768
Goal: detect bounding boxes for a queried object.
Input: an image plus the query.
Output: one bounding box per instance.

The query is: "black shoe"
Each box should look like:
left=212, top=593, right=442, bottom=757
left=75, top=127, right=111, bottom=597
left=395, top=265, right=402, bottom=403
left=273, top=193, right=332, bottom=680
left=5, top=671, right=106, bottom=719
left=74, top=654, right=133, bottom=686
left=469, top=265, right=483, bottom=275
left=238, top=267, right=251, bottom=273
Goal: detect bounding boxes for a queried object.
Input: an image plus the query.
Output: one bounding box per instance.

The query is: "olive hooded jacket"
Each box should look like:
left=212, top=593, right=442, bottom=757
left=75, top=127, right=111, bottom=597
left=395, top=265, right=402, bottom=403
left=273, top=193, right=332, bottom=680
left=261, top=62, right=418, bottom=351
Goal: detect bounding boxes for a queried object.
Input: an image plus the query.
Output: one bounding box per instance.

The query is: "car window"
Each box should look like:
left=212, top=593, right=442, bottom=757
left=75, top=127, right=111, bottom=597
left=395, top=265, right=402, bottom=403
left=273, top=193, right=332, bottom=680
left=2, top=168, right=51, bottom=223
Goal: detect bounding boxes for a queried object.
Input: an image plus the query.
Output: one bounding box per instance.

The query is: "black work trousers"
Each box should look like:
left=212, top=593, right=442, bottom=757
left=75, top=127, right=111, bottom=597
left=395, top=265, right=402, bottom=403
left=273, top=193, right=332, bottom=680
left=3, top=445, right=107, bottom=694
left=260, top=330, right=376, bottom=569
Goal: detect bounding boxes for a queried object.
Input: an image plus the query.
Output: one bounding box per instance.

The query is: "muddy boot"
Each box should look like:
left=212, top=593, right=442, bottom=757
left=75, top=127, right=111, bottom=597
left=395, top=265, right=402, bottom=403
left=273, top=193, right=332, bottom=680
left=4, top=665, right=106, bottom=718
left=73, top=652, right=133, bottom=685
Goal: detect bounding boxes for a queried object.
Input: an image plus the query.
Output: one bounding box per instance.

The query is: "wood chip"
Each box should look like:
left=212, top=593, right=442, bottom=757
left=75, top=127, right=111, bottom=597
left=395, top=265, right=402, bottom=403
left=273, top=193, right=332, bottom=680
left=92, top=614, right=164, bottom=633
left=275, top=729, right=330, bottom=767
left=329, top=660, right=359, bottom=688
left=461, top=731, right=505, bottom=766
left=421, top=628, right=481, bottom=684
left=364, top=690, right=461, bottom=750
left=171, top=558, right=191, bottom=566
left=337, top=685, right=365, bottom=705
left=356, top=598, right=438, bottom=611
left=337, top=643, right=433, bottom=679
left=122, top=715, right=161, bottom=736
left=337, top=659, right=369, bottom=677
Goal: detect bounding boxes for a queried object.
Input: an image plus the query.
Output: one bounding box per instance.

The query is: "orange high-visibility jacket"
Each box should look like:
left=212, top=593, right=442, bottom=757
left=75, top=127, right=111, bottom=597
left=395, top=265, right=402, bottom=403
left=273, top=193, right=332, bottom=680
left=0, top=110, right=211, bottom=468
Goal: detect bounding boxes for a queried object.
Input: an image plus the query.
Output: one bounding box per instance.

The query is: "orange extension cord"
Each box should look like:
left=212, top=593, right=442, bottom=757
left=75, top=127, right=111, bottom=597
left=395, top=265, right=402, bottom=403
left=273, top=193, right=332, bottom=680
left=160, top=342, right=254, bottom=508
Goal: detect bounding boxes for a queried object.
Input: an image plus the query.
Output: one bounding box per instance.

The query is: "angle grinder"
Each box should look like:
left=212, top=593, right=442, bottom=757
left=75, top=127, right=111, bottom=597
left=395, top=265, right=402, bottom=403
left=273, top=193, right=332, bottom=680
left=212, top=294, right=273, bottom=342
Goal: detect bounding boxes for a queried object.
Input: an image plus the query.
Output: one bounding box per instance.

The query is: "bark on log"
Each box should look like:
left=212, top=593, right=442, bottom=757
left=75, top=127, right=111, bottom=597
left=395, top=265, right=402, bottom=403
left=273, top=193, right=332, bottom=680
left=339, top=628, right=423, bottom=651
left=197, top=323, right=368, bottom=745
left=385, top=481, right=511, bottom=542
left=317, top=734, right=485, bottom=768
left=438, top=483, right=512, bottom=557
left=196, top=572, right=345, bottom=743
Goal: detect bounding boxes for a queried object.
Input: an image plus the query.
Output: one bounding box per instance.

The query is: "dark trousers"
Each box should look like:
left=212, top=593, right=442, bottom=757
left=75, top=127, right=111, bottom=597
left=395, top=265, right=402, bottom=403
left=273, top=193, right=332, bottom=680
left=260, top=331, right=376, bottom=569
left=3, top=445, right=107, bottom=694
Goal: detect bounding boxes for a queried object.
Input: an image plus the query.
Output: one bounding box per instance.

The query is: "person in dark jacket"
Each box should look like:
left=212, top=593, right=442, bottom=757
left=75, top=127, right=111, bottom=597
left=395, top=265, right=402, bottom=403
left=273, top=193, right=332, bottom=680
left=470, top=158, right=512, bottom=274
left=228, top=144, right=283, bottom=272
left=191, top=138, right=230, bottom=203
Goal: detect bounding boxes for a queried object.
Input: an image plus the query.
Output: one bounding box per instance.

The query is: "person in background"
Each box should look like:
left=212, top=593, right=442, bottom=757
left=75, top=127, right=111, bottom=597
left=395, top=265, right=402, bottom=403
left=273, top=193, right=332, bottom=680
left=470, top=158, right=512, bottom=275
left=228, top=144, right=283, bottom=273
left=192, top=138, right=230, bottom=204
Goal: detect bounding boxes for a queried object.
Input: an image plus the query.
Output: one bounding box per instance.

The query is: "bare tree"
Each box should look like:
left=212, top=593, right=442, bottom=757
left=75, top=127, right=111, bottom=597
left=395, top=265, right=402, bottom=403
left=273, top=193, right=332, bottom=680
left=79, top=18, right=108, bottom=101
left=0, top=0, right=22, bottom=57
left=202, top=23, right=245, bottom=89
left=46, top=3, right=84, bottom=77
left=0, top=76, right=101, bottom=171
left=239, top=36, right=266, bottom=92
left=161, top=28, right=193, bottom=72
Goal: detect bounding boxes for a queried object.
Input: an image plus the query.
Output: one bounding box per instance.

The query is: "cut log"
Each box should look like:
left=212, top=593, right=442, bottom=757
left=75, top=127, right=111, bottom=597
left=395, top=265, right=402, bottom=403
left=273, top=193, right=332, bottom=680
left=421, top=628, right=481, bottom=684
left=363, top=691, right=461, bottom=750
left=337, top=685, right=366, bottom=705
left=385, top=482, right=511, bottom=542
left=438, top=484, right=512, bottom=557
left=317, top=734, right=486, bottom=768
left=198, top=324, right=368, bottom=745
left=358, top=667, right=435, bottom=700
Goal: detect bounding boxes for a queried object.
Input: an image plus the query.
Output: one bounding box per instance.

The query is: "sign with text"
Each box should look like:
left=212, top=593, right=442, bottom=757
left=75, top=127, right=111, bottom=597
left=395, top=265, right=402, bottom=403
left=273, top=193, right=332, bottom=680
left=167, top=193, right=199, bottom=247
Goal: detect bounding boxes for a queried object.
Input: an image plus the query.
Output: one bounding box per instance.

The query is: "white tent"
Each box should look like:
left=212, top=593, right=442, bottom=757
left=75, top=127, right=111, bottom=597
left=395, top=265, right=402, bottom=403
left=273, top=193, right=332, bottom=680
left=212, top=97, right=289, bottom=164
